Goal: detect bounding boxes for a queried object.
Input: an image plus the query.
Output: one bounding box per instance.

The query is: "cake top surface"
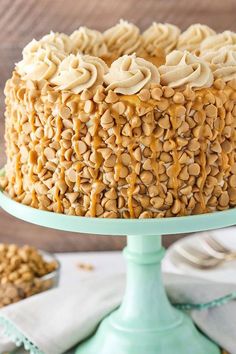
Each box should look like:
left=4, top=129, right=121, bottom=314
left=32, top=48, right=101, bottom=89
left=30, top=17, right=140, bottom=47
left=15, top=21, right=236, bottom=95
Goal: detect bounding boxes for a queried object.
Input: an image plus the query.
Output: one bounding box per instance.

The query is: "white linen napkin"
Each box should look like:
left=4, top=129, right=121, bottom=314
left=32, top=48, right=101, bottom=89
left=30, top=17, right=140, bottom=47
left=0, top=272, right=236, bottom=354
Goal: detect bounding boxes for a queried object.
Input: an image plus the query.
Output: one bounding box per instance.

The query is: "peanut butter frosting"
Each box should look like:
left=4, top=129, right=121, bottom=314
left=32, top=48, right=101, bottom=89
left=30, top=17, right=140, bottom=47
left=16, top=40, right=66, bottom=81
left=201, top=47, right=236, bottom=81
left=200, top=31, right=236, bottom=53
left=14, top=22, right=236, bottom=93
left=142, top=23, right=180, bottom=55
left=40, top=31, right=73, bottom=53
left=51, top=53, right=108, bottom=93
left=104, top=54, right=160, bottom=94
left=177, top=24, right=216, bottom=52
left=103, top=20, right=142, bottom=56
left=159, top=50, right=213, bottom=88
left=70, top=27, right=108, bottom=56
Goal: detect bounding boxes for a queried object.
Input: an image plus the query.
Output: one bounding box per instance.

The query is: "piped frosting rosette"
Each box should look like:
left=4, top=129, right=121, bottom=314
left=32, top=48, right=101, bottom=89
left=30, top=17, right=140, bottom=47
left=201, top=47, right=236, bottom=81
left=200, top=31, right=236, bottom=53
left=16, top=39, right=66, bottom=81
left=104, top=54, right=160, bottom=94
left=39, top=31, right=73, bottom=53
left=159, top=50, right=214, bottom=88
left=71, top=27, right=108, bottom=57
left=103, top=20, right=143, bottom=56
left=142, top=23, right=180, bottom=55
left=51, top=53, right=108, bottom=93
left=177, top=24, right=215, bottom=52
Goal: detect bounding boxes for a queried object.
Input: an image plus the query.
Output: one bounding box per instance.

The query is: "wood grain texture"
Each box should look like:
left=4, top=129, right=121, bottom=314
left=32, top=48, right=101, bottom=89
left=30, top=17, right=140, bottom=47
left=0, top=0, right=235, bottom=251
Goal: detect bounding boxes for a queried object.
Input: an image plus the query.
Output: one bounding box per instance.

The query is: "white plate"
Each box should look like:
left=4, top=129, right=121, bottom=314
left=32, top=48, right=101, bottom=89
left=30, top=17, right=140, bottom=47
left=163, top=227, right=236, bottom=283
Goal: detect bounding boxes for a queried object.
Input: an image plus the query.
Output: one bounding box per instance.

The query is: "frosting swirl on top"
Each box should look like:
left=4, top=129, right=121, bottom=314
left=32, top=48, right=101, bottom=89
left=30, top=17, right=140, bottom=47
left=159, top=50, right=213, bottom=88
left=201, top=47, right=236, bottom=82
left=142, top=23, right=180, bottom=55
left=103, top=20, right=142, bottom=56
left=200, top=31, right=236, bottom=53
left=177, top=24, right=215, bottom=52
left=16, top=40, right=66, bottom=81
left=71, top=27, right=108, bottom=56
left=104, top=54, right=160, bottom=95
left=51, top=54, right=108, bottom=93
left=40, top=31, right=73, bottom=53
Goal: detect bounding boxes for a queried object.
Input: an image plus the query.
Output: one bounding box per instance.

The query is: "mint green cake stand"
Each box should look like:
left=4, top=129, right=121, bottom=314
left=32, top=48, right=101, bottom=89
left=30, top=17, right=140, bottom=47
left=2, top=191, right=236, bottom=353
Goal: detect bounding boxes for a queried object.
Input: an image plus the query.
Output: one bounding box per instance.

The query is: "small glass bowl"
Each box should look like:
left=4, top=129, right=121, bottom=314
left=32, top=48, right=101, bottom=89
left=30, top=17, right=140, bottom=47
left=0, top=250, right=60, bottom=308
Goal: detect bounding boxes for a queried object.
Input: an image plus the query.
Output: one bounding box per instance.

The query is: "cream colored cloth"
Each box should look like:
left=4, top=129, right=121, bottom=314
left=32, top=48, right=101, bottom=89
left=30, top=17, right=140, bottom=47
left=0, top=272, right=236, bottom=354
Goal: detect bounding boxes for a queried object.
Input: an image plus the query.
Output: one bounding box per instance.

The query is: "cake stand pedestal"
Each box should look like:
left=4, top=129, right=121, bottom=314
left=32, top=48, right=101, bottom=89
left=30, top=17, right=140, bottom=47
left=1, top=191, right=236, bottom=353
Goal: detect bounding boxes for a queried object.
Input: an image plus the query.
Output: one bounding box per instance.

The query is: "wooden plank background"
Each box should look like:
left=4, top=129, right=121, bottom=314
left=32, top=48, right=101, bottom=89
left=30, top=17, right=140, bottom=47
left=0, top=0, right=235, bottom=252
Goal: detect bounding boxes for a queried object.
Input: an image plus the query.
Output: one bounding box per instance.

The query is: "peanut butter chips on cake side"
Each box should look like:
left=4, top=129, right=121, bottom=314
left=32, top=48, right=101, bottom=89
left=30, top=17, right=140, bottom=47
left=1, top=21, right=236, bottom=218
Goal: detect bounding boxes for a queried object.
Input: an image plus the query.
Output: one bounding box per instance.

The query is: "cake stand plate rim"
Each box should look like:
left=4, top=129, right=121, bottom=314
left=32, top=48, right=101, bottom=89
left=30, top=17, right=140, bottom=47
left=0, top=189, right=236, bottom=236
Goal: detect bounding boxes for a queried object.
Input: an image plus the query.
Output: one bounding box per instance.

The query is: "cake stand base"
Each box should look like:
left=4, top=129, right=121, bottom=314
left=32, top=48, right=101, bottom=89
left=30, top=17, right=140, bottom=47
left=75, top=311, right=219, bottom=354
left=75, top=235, right=220, bottom=354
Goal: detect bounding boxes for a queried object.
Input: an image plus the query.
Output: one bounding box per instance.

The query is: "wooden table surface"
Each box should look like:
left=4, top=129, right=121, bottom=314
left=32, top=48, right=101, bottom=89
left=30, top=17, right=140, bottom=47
left=0, top=0, right=235, bottom=252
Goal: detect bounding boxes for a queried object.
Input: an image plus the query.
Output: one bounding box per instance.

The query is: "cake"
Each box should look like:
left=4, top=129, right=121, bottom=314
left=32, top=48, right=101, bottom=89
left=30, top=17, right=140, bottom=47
left=1, top=21, right=236, bottom=218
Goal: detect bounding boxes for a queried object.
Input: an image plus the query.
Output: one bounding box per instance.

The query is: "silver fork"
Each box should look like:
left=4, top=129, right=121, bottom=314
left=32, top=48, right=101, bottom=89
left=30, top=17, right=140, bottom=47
left=173, top=244, right=224, bottom=269
left=201, top=234, right=236, bottom=260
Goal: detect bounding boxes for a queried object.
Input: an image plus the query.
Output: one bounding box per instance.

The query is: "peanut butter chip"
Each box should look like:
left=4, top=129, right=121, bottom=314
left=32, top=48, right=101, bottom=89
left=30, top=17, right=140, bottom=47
left=156, top=99, right=169, bottom=111
left=158, top=115, right=170, bottom=129
left=22, top=122, right=31, bottom=135
left=103, top=198, right=116, bottom=212
left=59, top=106, right=71, bottom=119
left=163, top=87, right=175, bottom=98
left=80, top=89, right=93, bottom=101
left=214, top=79, right=225, bottom=90
left=44, top=147, right=56, bottom=160
left=84, top=100, right=94, bottom=114
left=36, top=183, right=48, bottom=195
left=61, top=129, right=73, bottom=140
left=105, top=90, right=118, bottom=104
left=77, top=141, right=87, bottom=155
left=104, top=154, right=116, bottom=168
left=206, top=104, right=217, bottom=118
left=219, top=192, right=229, bottom=207
left=175, top=105, right=186, bottom=117
left=93, top=87, right=105, bottom=103
left=77, top=262, right=94, bottom=271
left=112, top=102, right=126, bottom=115
left=140, top=171, right=153, bottom=185
left=151, top=87, right=163, bottom=100
left=101, top=109, right=114, bottom=129
left=173, top=92, right=185, bottom=105
left=138, top=89, right=151, bottom=102
left=222, top=140, right=232, bottom=153
left=67, top=169, right=77, bottom=183
left=121, top=153, right=131, bottom=166
left=172, top=199, right=181, bottom=214
left=188, top=163, right=200, bottom=176
left=211, top=141, right=222, bottom=153
left=20, top=146, right=28, bottom=161
left=229, top=175, right=236, bottom=188
left=105, top=188, right=117, bottom=200
left=122, top=123, right=132, bottom=137
left=188, top=139, right=200, bottom=152
left=180, top=185, right=192, bottom=195
left=228, top=78, right=236, bottom=90
left=133, top=147, right=141, bottom=161
left=139, top=211, right=152, bottom=219
left=151, top=197, right=164, bottom=209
